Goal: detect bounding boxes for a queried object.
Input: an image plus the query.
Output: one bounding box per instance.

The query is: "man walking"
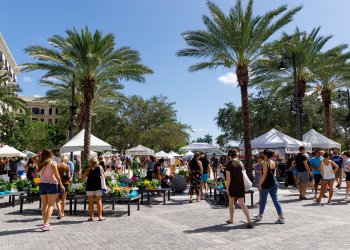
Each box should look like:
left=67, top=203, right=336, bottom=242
left=332, top=151, right=343, bottom=189
left=310, top=150, right=323, bottom=198
left=296, top=146, right=313, bottom=200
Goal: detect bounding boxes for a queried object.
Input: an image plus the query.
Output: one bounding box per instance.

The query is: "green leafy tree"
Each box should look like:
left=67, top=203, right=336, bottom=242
left=194, top=134, right=213, bottom=144
left=22, top=27, right=153, bottom=160
left=177, top=0, right=301, bottom=175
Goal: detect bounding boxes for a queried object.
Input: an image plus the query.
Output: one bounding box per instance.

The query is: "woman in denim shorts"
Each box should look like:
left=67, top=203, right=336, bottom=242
left=82, top=157, right=106, bottom=221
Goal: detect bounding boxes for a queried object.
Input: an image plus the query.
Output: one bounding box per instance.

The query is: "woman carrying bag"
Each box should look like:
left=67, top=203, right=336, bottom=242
left=254, top=149, right=285, bottom=224
left=82, top=157, right=107, bottom=222
left=225, top=149, right=253, bottom=228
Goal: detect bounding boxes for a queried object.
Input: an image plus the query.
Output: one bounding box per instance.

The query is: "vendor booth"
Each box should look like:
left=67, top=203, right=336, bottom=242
left=125, top=145, right=154, bottom=156
left=179, top=143, right=220, bottom=154
left=303, top=129, right=341, bottom=149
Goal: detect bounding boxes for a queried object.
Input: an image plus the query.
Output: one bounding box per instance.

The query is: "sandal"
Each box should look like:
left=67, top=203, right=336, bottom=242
left=247, top=223, right=254, bottom=229
left=87, top=218, right=94, bottom=222
left=98, top=218, right=106, bottom=221
left=225, top=220, right=233, bottom=224
left=189, top=200, right=192, bottom=203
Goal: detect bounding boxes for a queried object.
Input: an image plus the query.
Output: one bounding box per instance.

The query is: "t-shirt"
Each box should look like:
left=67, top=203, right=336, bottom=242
left=331, top=155, right=343, bottom=168
left=199, top=157, right=210, bottom=174
left=344, top=158, right=350, bottom=172
left=17, top=160, right=25, bottom=171
left=211, top=157, right=219, bottom=169
left=67, top=161, right=74, bottom=176
left=295, top=153, right=308, bottom=172
left=310, top=156, right=323, bottom=175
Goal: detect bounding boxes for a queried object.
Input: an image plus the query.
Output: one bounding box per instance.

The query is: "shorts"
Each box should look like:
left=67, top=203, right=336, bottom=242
left=293, top=169, right=298, bottom=177
left=335, top=169, right=343, bottom=179
left=322, top=178, right=335, bottom=182
left=345, top=172, right=350, bottom=182
left=39, top=183, right=59, bottom=195
left=86, top=190, right=103, bottom=196
left=58, top=184, right=69, bottom=194
left=201, top=173, right=209, bottom=182
left=314, top=174, right=322, bottom=185
left=308, top=175, right=314, bottom=182
left=18, top=170, right=25, bottom=176
left=298, top=172, right=309, bottom=184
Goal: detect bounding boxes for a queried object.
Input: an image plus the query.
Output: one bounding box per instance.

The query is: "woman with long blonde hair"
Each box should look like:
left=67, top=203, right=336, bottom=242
left=33, top=149, right=65, bottom=231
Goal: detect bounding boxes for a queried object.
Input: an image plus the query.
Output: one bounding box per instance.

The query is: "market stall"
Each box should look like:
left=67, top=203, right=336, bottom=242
left=0, top=145, right=27, bottom=158
left=125, top=145, right=154, bottom=156
left=303, top=129, right=341, bottom=149
left=179, top=143, right=220, bottom=154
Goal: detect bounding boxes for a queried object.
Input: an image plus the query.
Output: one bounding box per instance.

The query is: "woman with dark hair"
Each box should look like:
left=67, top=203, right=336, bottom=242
left=26, top=158, right=36, bottom=180
left=225, top=150, right=253, bottom=228
left=254, top=149, right=285, bottom=224
left=316, top=152, right=338, bottom=204
left=188, top=153, right=202, bottom=203
left=33, top=149, right=65, bottom=231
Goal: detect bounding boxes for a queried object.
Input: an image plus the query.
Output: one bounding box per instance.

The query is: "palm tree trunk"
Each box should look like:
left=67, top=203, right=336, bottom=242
left=237, top=66, right=253, bottom=179
left=82, top=80, right=95, bottom=162
left=78, top=101, right=85, bottom=131
left=321, top=90, right=332, bottom=138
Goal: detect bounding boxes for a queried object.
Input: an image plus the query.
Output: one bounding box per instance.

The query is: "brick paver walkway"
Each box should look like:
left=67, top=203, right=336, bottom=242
left=1, top=186, right=350, bottom=249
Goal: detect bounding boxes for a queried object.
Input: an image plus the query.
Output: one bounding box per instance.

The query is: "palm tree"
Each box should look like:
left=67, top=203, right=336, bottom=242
left=22, top=27, right=153, bottom=160
left=309, top=47, right=350, bottom=137
left=177, top=0, right=301, bottom=175
left=253, top=27, right=332, bottom=137
left=0, top=63, right=28, bottom=112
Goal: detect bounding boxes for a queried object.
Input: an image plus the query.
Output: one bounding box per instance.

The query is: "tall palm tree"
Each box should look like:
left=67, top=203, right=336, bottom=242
left=309, top=47, right=350, bottom=137
left=0, top=63, right=28, bottom=112
left=177, top=0, right=301, bottom=175
left=22, top=27, right=153, bottom=160
left=252, top=27, right=332, bottom=137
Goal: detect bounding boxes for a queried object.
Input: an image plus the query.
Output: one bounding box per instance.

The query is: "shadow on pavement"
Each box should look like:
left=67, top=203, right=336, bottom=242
left=279, top=198, right=302, bottom=204
left=6, top=217, right=42, bottom=223
left=0, top=228, right=42, bottom=236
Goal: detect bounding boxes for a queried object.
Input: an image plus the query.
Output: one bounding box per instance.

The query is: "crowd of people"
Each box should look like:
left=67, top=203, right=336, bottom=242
left=1, top=145, right=349, bottom=231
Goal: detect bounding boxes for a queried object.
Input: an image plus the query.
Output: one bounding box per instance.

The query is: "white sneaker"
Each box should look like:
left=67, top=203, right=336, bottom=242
left=253, top=214, right=262, bottom=221
left=275, top=218, right=285, bottom=224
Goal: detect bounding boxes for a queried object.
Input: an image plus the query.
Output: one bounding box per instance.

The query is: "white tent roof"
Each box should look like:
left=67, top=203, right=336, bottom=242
left=168, top=151, right=180, bottom=157
left=63, top=151, right=98, bottom=159
left=0, top=145, right=27, bottom=157
left=183, top=151, right=194, bottom=156
left=125, top=145, right=154, bottom=156
left=303, top=129, right=341, bottom=149
left=179, top=143, right=220, bottom=153
left=103, top=151, right=114, bottom=157
left=239, top=129, right=312, bottom=150
left=61, top=129, right=111, bottom=153
left=155, top=151, right=169, bottom=159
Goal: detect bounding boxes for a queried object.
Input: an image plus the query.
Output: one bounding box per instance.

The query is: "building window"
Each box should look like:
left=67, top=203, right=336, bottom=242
left=49, top=108, right=52, bottom=115
left=40, top=119, right=44, bottom=122
left=48, top=119, right=52, bottom=124
left=32, top=107, right=40, bottom=115
left=32, top=118, right=37, bottom=121
left=55, top=119, right=58, bottom=124
left=56, top=108, right=59, bottom=115
left=40, top=109, right=44, bottom=115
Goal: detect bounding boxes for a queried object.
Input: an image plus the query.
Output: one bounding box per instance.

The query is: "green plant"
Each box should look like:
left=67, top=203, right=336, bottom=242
left=177, top=170, right=188, bottom=177
left=14, top=179, right=33, bottom=191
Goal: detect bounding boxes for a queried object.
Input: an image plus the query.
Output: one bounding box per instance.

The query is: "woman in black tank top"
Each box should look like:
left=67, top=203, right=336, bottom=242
left=188, top=153, right=202, bottom=203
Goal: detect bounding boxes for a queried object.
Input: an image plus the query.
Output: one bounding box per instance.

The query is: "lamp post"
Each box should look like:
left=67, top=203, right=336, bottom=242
left=279, top=52, right=303, bottom=140
left=69, top=77, right=77, bottom=161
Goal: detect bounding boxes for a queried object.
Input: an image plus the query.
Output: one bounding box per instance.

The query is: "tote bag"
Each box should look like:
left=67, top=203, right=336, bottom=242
left=99, top=166, right=109, bottom=193
left=242, top=170, right=252, bottom=191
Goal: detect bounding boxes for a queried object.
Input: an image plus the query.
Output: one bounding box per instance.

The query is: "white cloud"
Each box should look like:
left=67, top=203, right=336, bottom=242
left=192, top=128, right=207, bottom=133
left=22, top=76, right=33, bottom=83
left=33, top=94, right=42, bottom=98
left=217, top=72, right=238, bottom=86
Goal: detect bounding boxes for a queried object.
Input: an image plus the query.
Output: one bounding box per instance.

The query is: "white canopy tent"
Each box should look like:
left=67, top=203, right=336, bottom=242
left=303, top=129, right=341, bottom=149
left=179, top=143, right=220, bottom=154
left=61, top=129, right=111, bottom=153
left=22, top=150, right=36, bottom=158
left=0, top=145, right=27, bottom=157
left=103, top=151, right=114, bottom=157
left=182, top=151, right=194, bottom=157
left=239, top=129, right=312, bottom=153
left=63, top=151, right=98, bottom=159
left=154, top=151, right=170, bottom=159
left=125, top=145, right=154, bottom=156
left=168, top=151, right=180, bottom=157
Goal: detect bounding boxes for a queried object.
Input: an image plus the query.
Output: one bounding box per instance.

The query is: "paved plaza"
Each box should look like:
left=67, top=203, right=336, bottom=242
left=1, top=186, right=350, bottom=250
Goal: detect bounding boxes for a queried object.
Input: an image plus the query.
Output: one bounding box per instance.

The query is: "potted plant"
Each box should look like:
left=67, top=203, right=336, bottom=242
left=172, top=171, right=188, bottom=193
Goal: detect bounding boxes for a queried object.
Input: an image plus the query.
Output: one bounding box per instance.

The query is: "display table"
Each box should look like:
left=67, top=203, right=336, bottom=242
left=139, top=188, right=171, bottom=205
left=208, top=185, right=255, bottom=207
left=0, top=191, right=26, bottom=207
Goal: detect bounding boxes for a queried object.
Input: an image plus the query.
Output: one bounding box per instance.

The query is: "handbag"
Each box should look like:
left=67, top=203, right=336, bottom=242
left=242, top=169, right=252, bottom=191
left=99, top=166, right=109, bottom=193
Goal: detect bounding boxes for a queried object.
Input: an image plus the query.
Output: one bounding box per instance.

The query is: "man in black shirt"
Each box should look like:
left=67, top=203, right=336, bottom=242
left=199, top=153, right=211, bottom=198
left=295, top=146, right=313, bottom=200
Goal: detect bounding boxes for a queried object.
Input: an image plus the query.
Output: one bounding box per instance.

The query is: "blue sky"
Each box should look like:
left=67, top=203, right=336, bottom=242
left=2, top=0, right=350, bottom=142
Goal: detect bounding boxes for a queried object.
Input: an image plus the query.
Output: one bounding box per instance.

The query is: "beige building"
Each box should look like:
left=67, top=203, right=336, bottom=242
left=0, top=33, right=20, bottom=114
left=20, top=96, right=60, bottom=124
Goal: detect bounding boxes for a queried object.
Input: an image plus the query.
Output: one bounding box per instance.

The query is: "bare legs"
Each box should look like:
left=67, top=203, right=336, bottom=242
left=88, top=195, right=95, bottom=220
left=227, top=197, right=252, bottom=225
left=346, top=181, right=350, bottom=199
left=41, top=194, right=57, bottom=225
left=88, top=195, right=104, bottom=220
left=95, top=196, right=104, bottom=220
left=317, top=180, right=334, bottom=203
